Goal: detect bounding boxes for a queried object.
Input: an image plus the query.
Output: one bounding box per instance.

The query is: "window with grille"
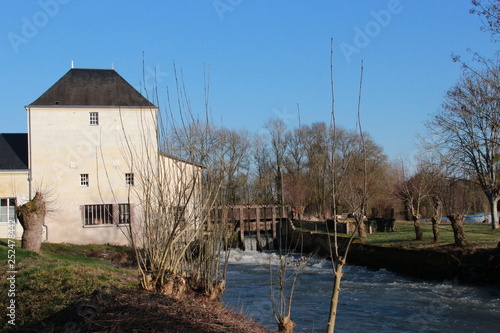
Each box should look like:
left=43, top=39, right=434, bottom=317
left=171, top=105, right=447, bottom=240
left=80, top=174, right=89, bottom=187
left=118, top=204, right=131, bottom=224
left=125, top=173, right=134, bottom=186
left=84, top=204, right=113, bottom=225
left=0, top=198, right=16, bottom=223
left=89, top=112, right=99, bottom=125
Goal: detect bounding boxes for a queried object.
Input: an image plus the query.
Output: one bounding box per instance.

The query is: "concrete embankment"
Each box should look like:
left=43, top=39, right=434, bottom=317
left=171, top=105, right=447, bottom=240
left=283, top=224, right=500, bottom=285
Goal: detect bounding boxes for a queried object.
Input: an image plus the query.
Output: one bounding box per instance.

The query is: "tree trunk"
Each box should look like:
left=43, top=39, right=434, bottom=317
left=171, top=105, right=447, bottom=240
left=326, top=259, right=344, bottom=333
left=356, top=214, right=367, bottom=238
left=412, top=214, right=423, bottom=241
left=278, top=315, right=296, bottom=333
left=447, top=214, right=469, bottom=247
left=431, top=197, right=441, bottom=243
left=16, top=192, right=46, bottom=253
left=489, top=196, right=499, bottom=230
left=431, top=215, right=441, bottom=243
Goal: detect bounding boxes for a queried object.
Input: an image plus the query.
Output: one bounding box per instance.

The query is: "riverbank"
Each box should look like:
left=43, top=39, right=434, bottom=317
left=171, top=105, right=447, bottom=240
left=286, top=220, right=500, bottom=285
left=0, top=241, right=270, bottom=333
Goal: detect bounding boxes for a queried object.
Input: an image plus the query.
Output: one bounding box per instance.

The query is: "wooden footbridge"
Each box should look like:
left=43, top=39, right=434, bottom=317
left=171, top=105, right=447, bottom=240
left=211, top=205, right=291, bottom=251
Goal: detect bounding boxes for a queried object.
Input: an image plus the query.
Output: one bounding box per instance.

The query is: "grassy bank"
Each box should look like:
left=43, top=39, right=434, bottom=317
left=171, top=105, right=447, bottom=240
left=292, top=220, right=500, bottom=284
left=0, top=241, right=136, bottom=330
left=362, top=220, right=499, bottom=248
left=295, top=220, right=500, bottom=249
left=0, top=241, right=268, bottom=332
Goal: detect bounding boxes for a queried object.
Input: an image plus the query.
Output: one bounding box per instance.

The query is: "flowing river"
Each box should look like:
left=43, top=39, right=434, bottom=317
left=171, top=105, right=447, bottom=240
left=221, top=249, right=500, bottom=332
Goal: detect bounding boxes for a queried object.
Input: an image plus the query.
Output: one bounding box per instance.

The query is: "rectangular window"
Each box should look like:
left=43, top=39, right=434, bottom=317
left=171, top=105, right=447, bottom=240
left=89, top=112, right=99, bottom=126
left=118, top=204, right=131, bottom=224
left=84, top=204, right=113, bottom=225
left=0, top=198, right=16, bottom=223
left=80, top=174, right=89, bottom=187
left=125, top=173, right=134, bottom=186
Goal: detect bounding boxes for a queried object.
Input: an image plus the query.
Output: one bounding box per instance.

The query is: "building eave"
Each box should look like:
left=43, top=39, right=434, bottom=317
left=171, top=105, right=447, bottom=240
left=159, top=152, right=207, bottom=169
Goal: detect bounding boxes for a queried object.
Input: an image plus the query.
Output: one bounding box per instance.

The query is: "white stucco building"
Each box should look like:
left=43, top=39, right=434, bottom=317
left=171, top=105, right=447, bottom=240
left=0, top=68, right=202, bottom=245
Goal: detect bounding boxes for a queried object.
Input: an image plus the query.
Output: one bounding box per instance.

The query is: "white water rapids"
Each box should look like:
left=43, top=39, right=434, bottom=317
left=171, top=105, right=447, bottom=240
left=221, top=248, right=500, bottom=332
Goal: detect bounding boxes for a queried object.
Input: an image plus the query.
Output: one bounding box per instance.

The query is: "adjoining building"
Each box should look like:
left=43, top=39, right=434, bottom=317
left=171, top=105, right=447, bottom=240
left=0, top=133, right=29, bottom=239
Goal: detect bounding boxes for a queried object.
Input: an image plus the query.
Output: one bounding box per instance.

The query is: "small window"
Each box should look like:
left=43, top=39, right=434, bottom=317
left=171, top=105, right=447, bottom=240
left=80, top=174, right=89, bottom=187
left=84, top=204, right=113, bottom=225
left=118, top=204, right=131, bottom=224
left=125, top=173, right=134, bottom=186
left=0, top=198, right=16, bottom=223
left=89, top=112, right=99, bottom=126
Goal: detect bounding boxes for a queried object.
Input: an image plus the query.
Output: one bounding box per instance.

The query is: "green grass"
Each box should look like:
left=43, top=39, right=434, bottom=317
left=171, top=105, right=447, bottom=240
left=363, top=221, right=499, bottom=248
left=295, top=220, right=500, bottom=249
left=0, top=241, right=137, bottom=330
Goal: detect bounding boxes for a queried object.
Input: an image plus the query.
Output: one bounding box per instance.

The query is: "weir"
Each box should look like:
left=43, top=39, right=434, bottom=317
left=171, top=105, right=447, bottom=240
left=212, top=205, right=291, bottom=251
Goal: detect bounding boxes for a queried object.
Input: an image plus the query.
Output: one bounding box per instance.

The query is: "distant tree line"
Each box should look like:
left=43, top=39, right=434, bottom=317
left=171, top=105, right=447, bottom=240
left=165, top=115, right=495, bottom=230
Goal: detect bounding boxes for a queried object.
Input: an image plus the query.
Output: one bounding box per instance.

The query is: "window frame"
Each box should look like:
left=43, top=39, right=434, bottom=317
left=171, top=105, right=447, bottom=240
left=83, top=204, right=113, bottom=226
left=80, top=174, right=89, bottom=187
left=89, top=112, right=99, bottom=126
left=125, top=173, right=134, bottom=186
left=0, top=198, right=16, bottom=223
left=118, top=203, right=131, bottom=225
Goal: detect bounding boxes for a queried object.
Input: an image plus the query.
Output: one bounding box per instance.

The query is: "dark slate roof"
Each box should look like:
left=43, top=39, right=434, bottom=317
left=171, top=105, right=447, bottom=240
left=29, top=68, right=156, bottom=107
left=0, top=134, right=28, bottom=170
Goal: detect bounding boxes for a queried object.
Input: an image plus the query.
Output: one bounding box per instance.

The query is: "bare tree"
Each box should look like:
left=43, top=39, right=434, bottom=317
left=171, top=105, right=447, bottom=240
left=270, top=255, right=310, bottom=333
left=302, top=122, right=330, bottom=218
left=337, top=130, right=387, bottom=237
left=326, top=50, right=372, bottom=332
left=120, top=63, right=233, bottom=300
left=440, top=176, right=471, bottom=247
left=424, top=65, right=500, bottom=230
left=266, top=118, right=289, bottom=205
left=251, top=134, right=275, bottom=205
left=430, top=195, right=443, bottom=242
left=394, top=159, right=441, bottom=241
left=283, top=173, right=308, bottom=220
left=471, top=0, right=500, bottom=41
left=213, top=128, right=250, bottom=205
left=285, top=126, right=308, bottom=176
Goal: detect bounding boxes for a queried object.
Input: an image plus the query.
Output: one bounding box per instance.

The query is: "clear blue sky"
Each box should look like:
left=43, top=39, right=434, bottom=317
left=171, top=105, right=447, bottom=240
left=0, top=0, right=497, bottom=161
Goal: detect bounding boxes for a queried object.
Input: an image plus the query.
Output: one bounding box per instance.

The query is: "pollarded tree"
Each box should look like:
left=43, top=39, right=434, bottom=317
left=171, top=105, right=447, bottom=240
left=16, top=192, right=46, bottom=253
left=424, top=65, right=500, bottom=230
left=394, top=158, right=442, bottom=241
left=439, top=175, right=471, bottom=247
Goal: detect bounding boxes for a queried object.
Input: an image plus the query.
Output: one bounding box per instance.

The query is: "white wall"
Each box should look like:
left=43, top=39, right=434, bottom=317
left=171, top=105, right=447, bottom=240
left=28, top=105, right=158, bottom=245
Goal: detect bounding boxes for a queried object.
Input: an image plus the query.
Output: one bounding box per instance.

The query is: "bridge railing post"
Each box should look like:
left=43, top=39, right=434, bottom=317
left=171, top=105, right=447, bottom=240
left=255, top=206, right=262, bottom=251
left=239, top=206, right=245, bottom=250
